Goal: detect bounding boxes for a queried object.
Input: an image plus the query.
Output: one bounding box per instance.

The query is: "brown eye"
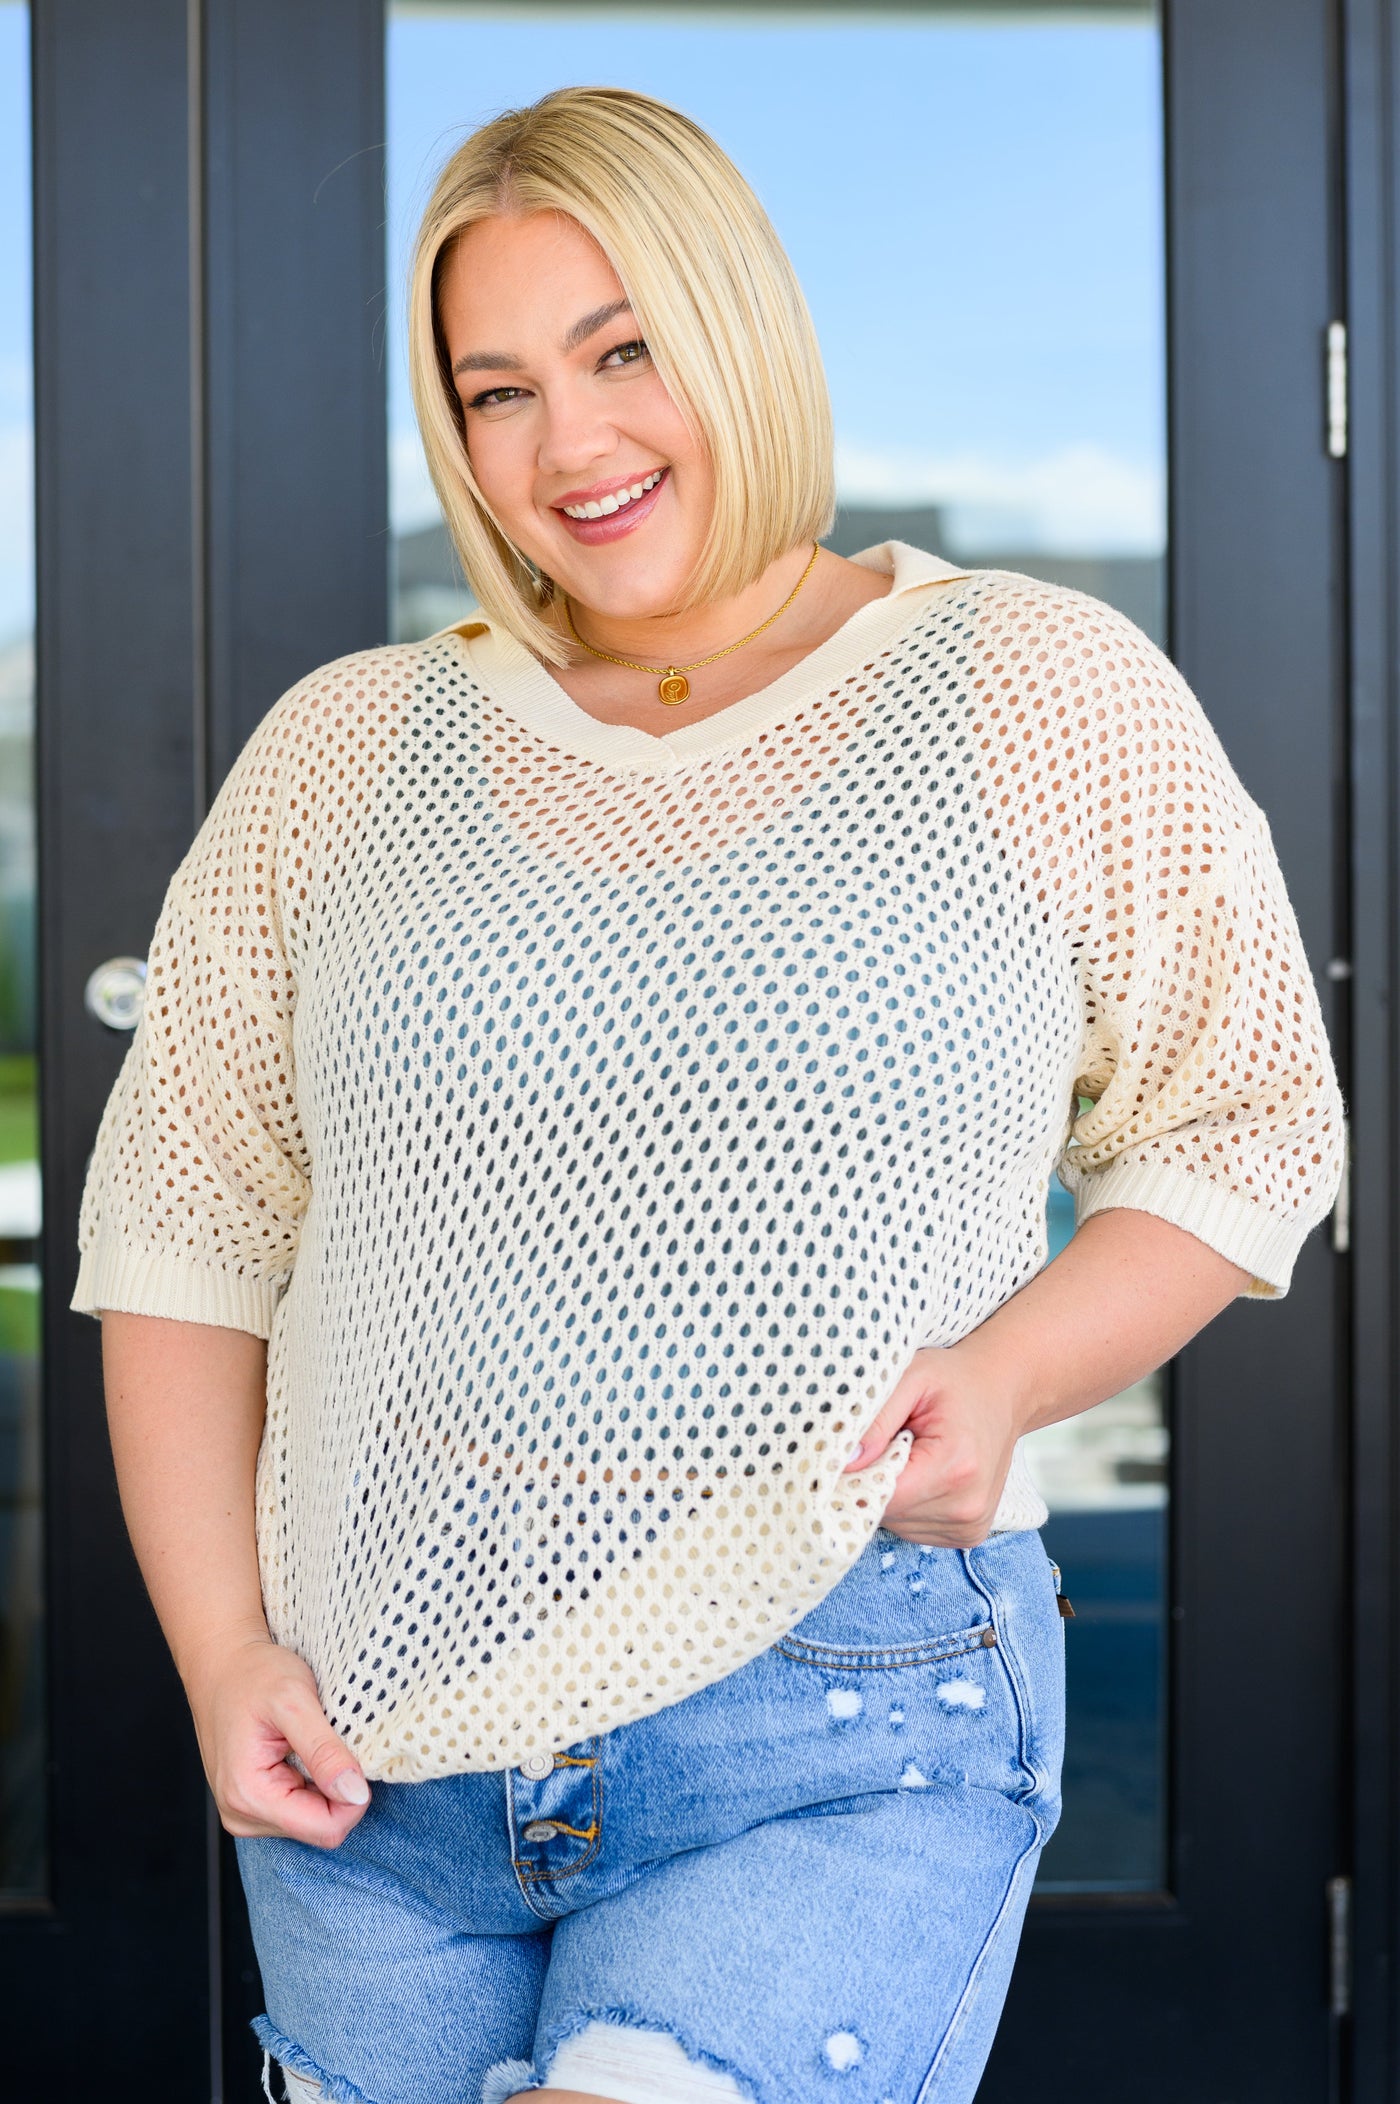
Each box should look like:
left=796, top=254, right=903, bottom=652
left=601, top=339, right=650, bottom=370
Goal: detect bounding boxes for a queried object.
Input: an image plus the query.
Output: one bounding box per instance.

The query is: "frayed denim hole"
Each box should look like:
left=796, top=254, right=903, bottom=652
left=821, top=2028, right=867, bottom=2074
left=537, top=2005, right=758, bottom=2102
left=249, top=2017, right=380, bottom=2104
left=933, top=1675, right=988, bottom=1713
left=481, top=2057, right=538, bottom=2104
left=281, top=2067, right=327, bottom=2104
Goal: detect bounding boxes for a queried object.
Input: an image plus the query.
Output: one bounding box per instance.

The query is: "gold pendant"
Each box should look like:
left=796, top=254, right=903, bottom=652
left=657, top=670, right=691, bottom=705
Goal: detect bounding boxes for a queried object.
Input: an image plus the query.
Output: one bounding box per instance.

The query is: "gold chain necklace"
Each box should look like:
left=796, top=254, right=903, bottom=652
left=561, top=542, right=821, bottom=705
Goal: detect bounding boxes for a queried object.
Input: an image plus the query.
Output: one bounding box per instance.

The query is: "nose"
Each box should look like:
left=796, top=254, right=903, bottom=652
left=535, top=376, right=618, bottom=480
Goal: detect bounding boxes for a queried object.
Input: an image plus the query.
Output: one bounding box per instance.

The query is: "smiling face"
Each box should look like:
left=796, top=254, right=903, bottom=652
left=437, top=210, right=714, bottom=622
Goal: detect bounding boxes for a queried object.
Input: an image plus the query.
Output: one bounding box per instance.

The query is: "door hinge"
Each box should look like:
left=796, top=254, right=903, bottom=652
left=1327, top=321, right=1348, bottom=459
left=1332, top=1120, right=1351, bottom=1256
left=1328, top=1874, right=1352, bottom=2017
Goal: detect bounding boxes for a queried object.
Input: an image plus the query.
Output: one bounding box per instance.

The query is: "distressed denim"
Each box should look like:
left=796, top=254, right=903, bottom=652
left=237, top=1526, right=1064, bottom=2104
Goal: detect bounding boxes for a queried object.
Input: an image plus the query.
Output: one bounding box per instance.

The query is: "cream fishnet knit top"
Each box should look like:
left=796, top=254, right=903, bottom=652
left=72, top=543, right=1345, bottom=1780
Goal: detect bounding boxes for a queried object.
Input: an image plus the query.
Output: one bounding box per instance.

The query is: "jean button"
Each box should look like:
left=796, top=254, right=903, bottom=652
left=519, top=1753, right=555, bottom=1780
left=522, top=1820, right=559, bottom=1843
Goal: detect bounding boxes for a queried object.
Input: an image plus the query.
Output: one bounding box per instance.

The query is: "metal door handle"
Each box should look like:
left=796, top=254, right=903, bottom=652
left=84, top=956, right=147, bottom=1032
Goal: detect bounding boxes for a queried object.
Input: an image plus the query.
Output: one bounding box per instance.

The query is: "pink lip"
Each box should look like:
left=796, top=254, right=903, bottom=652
left=553, top=466, right=666, bottom=508
left=551, top=466, right=669, bottom=545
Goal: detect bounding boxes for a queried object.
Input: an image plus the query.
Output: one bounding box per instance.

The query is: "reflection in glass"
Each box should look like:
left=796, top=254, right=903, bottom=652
left=387, top=4, right=1165, bottom=645
left=1025, top=1187, right=1168, bottom=1892
left=0, top=0, right=41, bottom=1903
left=385, top=1, right=1167, bottom=1895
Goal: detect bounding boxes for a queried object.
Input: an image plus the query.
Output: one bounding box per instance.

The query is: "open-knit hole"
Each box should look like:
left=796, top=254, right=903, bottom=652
left=477, top=669, right=882, bottom=877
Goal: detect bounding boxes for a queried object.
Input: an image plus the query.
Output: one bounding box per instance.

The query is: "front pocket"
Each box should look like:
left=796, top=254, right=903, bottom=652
left=777, top=1619, right=998, bottom=1672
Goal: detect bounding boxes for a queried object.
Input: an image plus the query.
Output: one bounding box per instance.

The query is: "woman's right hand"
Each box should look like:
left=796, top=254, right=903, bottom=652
left=184, top=1632, right=371, bottom=1848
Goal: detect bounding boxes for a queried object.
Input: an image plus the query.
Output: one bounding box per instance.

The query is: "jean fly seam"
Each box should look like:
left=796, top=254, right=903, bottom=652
left=510, top=1739, right=604, bottom=1900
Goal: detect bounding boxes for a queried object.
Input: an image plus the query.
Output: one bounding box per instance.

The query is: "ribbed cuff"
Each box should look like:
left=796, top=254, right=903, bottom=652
left=70, top=1233, right=284, bottom=1338
left=1063, top=1158, right=1306, bottom=1298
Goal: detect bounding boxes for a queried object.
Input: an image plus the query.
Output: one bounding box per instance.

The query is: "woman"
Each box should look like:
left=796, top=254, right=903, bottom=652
left=74, top=86, right=1344, bottom=2104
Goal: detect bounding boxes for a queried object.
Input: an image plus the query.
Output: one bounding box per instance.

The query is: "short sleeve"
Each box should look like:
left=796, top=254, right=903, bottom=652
left=1038, top=597, right=1346, bottom=1298
left=70, top=705, right=309, bottom=1337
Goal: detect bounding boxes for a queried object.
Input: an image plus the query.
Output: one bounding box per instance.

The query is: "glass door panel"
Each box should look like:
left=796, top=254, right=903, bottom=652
left=386, top=0, right=1168, bottom=1894
left=1025, top=1187, right=1166, bottom=1891
left=0, top=0, right=41, bottom=1906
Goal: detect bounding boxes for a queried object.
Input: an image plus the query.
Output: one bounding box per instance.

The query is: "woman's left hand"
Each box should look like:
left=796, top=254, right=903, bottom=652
left=844, top=1212, right=1255, bottom=1548
left=843, top=1345, right=1023, bottom=1548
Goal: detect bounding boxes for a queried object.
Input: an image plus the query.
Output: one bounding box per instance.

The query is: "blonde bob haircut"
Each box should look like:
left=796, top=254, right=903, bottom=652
left=407, top=85, right=836, bottom=665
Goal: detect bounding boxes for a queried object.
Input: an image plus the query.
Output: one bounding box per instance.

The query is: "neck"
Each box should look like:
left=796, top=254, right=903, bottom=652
left=562, top=542, right=817, bottom=666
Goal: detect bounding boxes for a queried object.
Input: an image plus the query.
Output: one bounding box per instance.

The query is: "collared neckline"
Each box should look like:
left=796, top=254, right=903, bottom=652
left=430, top=541, right=971, bottom=771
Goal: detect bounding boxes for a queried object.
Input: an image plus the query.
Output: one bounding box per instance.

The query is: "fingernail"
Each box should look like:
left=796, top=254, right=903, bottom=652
left=846, top=1440, right=865, bottom=1467
left=330, top=1770, right=370, bottom=1806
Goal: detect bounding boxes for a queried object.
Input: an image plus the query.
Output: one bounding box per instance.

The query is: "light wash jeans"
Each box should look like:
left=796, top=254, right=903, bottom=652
left=237, top=1526, right=1065, bottom=2104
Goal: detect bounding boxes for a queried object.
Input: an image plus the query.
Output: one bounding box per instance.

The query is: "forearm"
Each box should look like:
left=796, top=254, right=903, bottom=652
left=946, top=1205, right=1252, bottom=1436
left=101, top=1310, right=271, bottom=1689
left=101, top=1310, right=370, bottom=1842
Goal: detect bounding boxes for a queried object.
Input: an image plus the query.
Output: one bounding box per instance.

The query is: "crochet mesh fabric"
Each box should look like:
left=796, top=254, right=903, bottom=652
left=72, top=549, right=1345, bottom=1779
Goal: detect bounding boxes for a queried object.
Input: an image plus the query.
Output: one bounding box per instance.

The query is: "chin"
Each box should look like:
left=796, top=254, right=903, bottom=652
left=551, top=538, right=700, bottom=619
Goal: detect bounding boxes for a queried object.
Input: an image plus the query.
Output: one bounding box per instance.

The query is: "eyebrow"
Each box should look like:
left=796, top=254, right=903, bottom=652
left=450, top=298, right=635, bottom=379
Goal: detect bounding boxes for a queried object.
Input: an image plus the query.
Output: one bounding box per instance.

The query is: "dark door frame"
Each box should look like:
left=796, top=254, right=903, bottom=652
left=1343, top=0, right=1400, bottom=2097
left=989, top=1, right=1354, bottom=2092
left=19, top=0, right=1400, bottom=2097
left=26, top=2, right=209, bottom=2084
left=23, top=2, right=385, bottom=2094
